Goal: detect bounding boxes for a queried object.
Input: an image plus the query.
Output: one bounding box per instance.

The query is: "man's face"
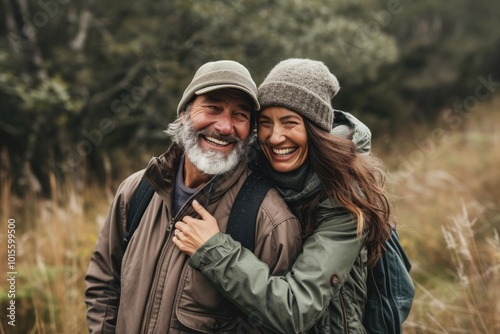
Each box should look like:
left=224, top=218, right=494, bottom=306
left=179, top=90, right=253, bottom=176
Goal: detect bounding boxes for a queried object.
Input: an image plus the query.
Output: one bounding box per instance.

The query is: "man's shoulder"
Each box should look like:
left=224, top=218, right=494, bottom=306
left=260, top=187, right=298, bottom=226
left=236, top=169, right=297, bottom=226
left=255, top=185, right=302, bottom=270
left=261, top=187, right=289, bottom=208
left=115, top=169, right=147, bottom=198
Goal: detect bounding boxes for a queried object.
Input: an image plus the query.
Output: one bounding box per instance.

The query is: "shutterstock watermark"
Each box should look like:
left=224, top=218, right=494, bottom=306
left=396, top=74, right=499, bottom=179
left=52, top=64, right=167, bottom=182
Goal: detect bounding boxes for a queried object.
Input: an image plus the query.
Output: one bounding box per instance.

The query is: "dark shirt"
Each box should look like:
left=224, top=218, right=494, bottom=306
left=172, top=158, right=197, bottom=217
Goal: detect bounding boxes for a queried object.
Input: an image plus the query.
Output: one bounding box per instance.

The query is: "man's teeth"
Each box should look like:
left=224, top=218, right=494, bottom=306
left=205, top=136, right=230, bottom=146
left=273, top=148, right=296, bottom=155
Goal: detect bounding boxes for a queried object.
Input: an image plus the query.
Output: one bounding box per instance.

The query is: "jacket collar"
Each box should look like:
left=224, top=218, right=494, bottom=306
left=144, top=143, right=248, bottom=210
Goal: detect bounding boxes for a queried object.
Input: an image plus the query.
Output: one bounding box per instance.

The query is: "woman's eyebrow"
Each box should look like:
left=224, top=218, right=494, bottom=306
left=280, top=115, right=301, bottom=121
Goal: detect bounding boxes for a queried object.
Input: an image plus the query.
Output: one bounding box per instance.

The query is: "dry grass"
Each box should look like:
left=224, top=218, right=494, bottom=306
left=383, top=98, right=500, bottom=333
left=1, top=98, right=500, bottom=333
left=0, top=182, right=111, bottom=333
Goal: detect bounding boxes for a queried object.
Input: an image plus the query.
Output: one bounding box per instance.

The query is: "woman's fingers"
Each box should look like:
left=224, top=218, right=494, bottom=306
left=175, top=220, right=187, bottom=232
left=191, top=199, right=215, bottom=222
left=173, top=201, right=221, bottom=256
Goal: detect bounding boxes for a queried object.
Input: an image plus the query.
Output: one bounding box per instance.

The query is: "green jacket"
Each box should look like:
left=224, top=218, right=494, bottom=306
left=189, top=110, right=372, bottom=333
left=190, top=197, right=368, bottom=333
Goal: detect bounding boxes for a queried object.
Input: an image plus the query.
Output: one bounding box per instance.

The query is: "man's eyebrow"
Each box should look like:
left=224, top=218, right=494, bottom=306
left=236, top=103, right=253, bottom=112
left=200, top=96, right=223, bottom=104
left=201, top=96, right=252, bottom=112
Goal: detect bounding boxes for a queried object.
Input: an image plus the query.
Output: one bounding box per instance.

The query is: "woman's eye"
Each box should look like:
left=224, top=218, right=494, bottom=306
left=282, top=120, right=300, bottom=127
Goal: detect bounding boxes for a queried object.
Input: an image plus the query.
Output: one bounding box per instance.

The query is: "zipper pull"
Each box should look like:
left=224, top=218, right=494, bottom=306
left=167, top=221, right=174, bottom=233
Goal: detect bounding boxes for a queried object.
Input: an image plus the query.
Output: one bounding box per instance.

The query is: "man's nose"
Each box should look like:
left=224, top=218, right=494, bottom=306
left=213, top=112, right=233, bottom=135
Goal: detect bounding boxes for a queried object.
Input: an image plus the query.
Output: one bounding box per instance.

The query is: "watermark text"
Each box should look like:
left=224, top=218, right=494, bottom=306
left=6, top=218, right=17, bottom=327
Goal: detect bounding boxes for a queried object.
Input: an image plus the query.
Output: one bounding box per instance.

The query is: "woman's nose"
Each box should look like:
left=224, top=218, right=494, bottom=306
left=268, top=126, right=285, bottom=145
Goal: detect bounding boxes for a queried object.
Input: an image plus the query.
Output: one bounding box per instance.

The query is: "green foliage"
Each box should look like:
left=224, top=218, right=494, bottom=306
left=0, top=0, right=498, bottom=195
left=371, top=0, right=500, bottom=120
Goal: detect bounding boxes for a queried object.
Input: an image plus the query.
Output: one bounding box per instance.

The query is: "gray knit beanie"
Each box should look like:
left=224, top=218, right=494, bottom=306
left=258, top=58, right=340, bottom=132
left=177, top=60, right=260, bottom=115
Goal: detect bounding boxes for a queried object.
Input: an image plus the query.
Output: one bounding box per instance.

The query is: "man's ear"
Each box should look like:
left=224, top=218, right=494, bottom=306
left=180, top=112, right=187, bottom=125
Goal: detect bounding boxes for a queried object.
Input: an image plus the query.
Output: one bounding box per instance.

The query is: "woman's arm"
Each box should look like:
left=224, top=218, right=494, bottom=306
left=175, top=200, right=364, bottom=333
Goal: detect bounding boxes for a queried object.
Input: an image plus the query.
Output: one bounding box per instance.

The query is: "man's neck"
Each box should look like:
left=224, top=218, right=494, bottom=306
left=183, top=157, right=212, bottom=189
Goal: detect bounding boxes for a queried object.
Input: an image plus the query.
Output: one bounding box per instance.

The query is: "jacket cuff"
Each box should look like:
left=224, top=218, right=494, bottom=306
left=189, top=232, right=238, bottom=271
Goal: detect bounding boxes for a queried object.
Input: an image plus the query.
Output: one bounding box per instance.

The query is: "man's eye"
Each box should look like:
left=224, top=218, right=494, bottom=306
left=205, top=105, right=221, bottom=112
left=235, top=112, right=250, bottom=121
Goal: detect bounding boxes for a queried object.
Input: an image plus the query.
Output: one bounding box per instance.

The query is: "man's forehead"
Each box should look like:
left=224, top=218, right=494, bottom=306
left=199, top=89, right=255, bottom=111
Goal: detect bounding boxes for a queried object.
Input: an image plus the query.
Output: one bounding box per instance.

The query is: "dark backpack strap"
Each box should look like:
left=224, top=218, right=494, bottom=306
left=123, top=172, right=273, bottom=251
left=363, top=228, right=414, bottom=334
left=123, top=178, right=155, bottom=248
left=226, top=172, right=274, bottom=252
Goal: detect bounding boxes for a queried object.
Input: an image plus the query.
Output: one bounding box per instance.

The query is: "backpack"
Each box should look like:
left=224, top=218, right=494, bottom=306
left=333, top=110, right=415, bottom=332
left=123, top=172, right=414, bottom=334
left=363, top=228, right=415, bottom=334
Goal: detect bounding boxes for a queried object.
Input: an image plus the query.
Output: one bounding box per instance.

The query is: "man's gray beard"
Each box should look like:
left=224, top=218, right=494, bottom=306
left=178, top=118, right=247, bottom=175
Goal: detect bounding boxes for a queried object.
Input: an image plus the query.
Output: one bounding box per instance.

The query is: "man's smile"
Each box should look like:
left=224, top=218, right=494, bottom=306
left=203, top=135, right=232, bottom=147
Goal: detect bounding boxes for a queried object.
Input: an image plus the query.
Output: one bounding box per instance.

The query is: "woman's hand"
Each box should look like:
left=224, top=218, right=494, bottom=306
left=173, top=200, right=221, bottom=256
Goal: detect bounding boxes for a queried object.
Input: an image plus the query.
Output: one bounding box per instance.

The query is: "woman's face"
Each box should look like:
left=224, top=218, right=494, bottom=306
left=257, top=106, right=309, bottom=173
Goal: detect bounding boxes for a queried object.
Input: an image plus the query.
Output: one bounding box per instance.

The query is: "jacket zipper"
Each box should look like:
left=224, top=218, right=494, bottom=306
left=140, top=176, right=217, bottom=333
left=166, top=178, right=216, bottom=233
left=339, top=291, right=349, bottom=334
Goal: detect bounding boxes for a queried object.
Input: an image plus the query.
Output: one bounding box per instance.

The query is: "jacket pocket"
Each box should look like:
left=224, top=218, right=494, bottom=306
left=175, top=267, right=244, bottom=333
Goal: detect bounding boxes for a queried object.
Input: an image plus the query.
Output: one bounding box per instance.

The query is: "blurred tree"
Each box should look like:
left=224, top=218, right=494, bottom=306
left=0, top=0, right=395, bottom=196
left=368, top=0, right=500, bottom=122
left=1, top=0, right=497, bottom=196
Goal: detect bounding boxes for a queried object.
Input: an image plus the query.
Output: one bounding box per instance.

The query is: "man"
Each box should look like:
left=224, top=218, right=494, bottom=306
left=85, top=60, right=302, bottom=333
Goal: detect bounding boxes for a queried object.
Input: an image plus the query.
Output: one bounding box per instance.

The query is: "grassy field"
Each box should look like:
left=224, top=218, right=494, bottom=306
left=379, top=97, right=500, bottom=333
left=1, top=99, right=499, bottom=333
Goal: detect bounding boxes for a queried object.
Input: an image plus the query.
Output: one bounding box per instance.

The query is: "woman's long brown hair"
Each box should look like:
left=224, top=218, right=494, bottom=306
left=296, top=121, right=393, bottom=267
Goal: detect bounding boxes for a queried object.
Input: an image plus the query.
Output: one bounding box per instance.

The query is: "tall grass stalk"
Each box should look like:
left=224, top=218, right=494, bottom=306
left=1, top=172, right=110, bottom=333
left=392, top=99, right=500, bottom=333
left=404, top=203, right=499, bottom=333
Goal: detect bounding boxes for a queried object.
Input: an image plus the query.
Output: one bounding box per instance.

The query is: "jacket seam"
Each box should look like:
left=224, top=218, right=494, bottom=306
left=254, top=203, right=295, bottom=248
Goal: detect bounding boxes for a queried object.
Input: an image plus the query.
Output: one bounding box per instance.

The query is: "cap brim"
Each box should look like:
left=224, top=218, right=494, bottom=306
left=195, top=84, right=260, bottom=110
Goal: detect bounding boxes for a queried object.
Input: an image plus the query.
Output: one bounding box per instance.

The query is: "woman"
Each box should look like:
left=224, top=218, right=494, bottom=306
left=173, top=58, right=393, bottom=333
